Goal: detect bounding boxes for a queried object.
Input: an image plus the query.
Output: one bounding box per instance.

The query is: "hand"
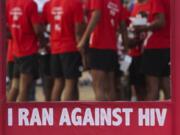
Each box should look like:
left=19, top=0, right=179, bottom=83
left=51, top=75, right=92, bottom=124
left=77, top=39, right=86, bottom=53
left=77, top=41, right=88, bottom=71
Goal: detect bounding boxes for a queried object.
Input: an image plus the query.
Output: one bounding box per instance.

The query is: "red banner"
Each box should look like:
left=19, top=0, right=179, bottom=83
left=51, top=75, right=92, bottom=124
left=0, top=0, right=6, bottom=101
left=172, top=0, right=180, bottom=134
left=5, top=102, right=172, bottom=135
left=0, top=0, right=180, bottom=135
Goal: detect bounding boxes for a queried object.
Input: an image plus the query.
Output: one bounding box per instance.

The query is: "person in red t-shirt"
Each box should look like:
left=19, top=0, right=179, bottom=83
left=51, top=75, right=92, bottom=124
left=133, top=0, right=170, bottom=100
left=127, top=0, right=151, bottom=101
left=78, top=0, right=128, bottom=101
left=6, top=0, right=43, bottom=102
left=42, top=0, right=84, bottom=101
left=42, top=0, right=65, bottom=101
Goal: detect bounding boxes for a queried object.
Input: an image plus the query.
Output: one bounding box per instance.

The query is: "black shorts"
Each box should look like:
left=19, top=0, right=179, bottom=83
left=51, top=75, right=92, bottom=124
left=50, top=54, right=63, bottom=78
left=51, top=52, right=82, bottom=79
left=129, top=56, right=145, bottom=85
left=88, top=48, right=119, bottom=72
left=141, top=49, right=170, bottom=77
left=7, top=61, right=14, bottom=80
left=13, top=54, right=39, bottom=79
left=39, top=54, right=51, bottom=77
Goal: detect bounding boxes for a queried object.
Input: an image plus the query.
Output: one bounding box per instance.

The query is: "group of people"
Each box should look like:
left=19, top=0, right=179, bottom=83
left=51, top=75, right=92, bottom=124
left=5, top=0, right=170, bottom=102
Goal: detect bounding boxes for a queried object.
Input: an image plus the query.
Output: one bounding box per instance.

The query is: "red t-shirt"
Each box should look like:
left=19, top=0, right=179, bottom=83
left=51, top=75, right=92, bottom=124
left=7, top=40, right=14, bottom=62
left=6, top=0, right=40, bottom=58
left=129, top=1, right=151, bottom=57
left=145, top=0, right=170, bottom=49
left=89, top=0, right=126, bottom=50
left=42, top=0, right=84, bottom=54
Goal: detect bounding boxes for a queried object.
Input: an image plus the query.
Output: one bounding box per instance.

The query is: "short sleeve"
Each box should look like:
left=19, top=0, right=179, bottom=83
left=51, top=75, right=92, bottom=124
left=27, top=1, right=41, bottom=24
left=74, top=0, right=84, bottom=23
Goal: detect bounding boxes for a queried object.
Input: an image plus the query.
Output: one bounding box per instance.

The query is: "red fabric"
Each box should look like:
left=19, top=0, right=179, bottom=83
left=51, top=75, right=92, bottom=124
left=6, top=0, right=39, bottom=58
left=42, top=1, right=50, bottom=25
left=120, top=6, right=131, bottom=25
left=145, top=0, right=170, bottom=49
left=131, top=2, right=151, bottom=17
left=89, top=0, right=126, bottom=50
left=7, top=40, right=14, bottom=62
left=42, top=0, right=84, bottom=54
left=128, top=47, right=142, bottom=57
left=128, top=1, right=151, bottom=57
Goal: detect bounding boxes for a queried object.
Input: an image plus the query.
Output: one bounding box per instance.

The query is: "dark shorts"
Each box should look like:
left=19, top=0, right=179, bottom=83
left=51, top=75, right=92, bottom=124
left=50, top=54, right=63, bottom=78
left=88, top=48, right=119, bottom=72
left=39, top=54, right=51, bottom=77
left=51, top=52, right=82, bottom=79
left=13, top=54, right=39, bottom=79
left=7, top=61, right=14, bottom=80
left=141, top=49, right=170, bottom=77
left=129, top=56, right=145, bottom=85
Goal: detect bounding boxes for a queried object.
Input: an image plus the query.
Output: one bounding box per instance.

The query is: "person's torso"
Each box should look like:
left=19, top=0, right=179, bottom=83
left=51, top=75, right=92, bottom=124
left=90, top=0, right=123, bottom=50
left=44, top=0, right=82, bottom=54
left=7, top=0, right=39, bottom=57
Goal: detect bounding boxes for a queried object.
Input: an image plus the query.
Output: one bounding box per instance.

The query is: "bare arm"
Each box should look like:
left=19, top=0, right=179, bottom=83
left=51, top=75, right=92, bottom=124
left=33, top=24, right=47, bottom=48
left=147, top=13, right=165, bottom=31
left=75, top=22, right=86, bottom=43
left=134, top=13, right=165, bottom=33
left=77, top=9, right=101, bottom=49
left=120, top=20, right=129, bottom=51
